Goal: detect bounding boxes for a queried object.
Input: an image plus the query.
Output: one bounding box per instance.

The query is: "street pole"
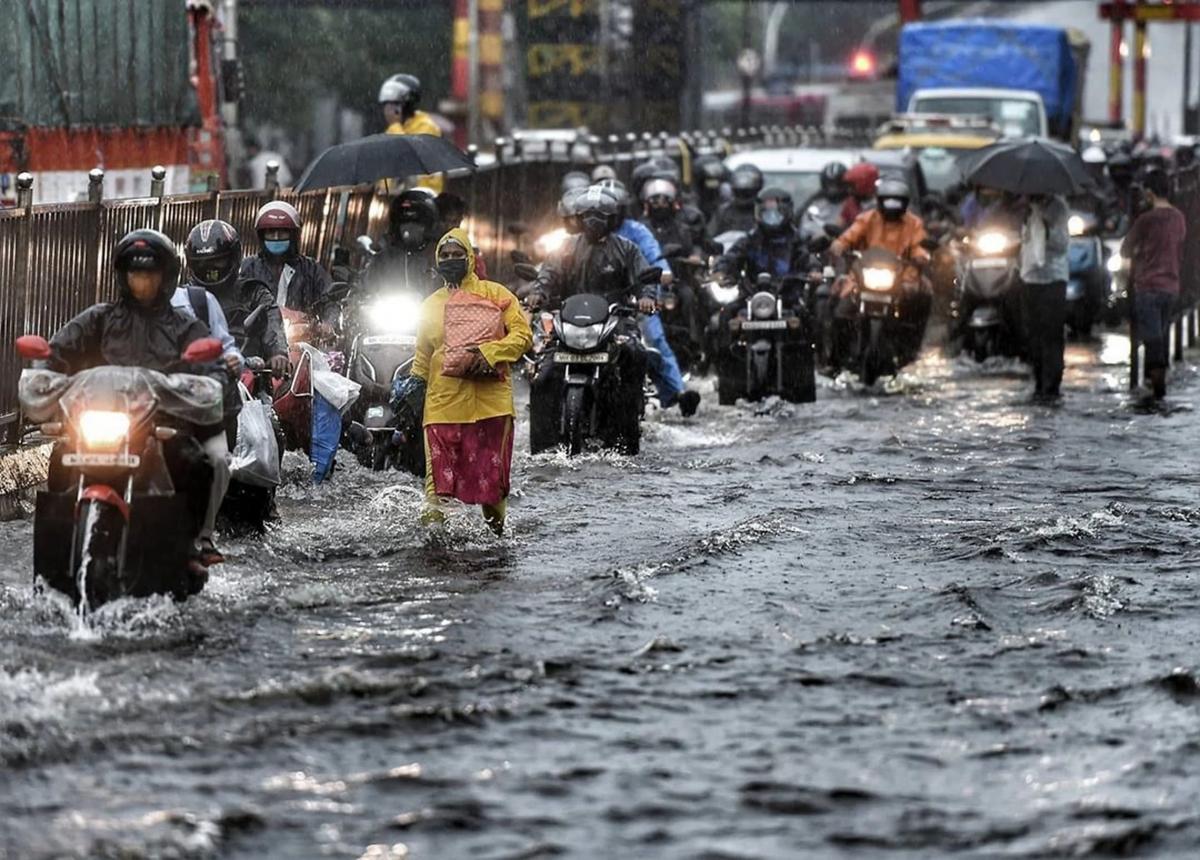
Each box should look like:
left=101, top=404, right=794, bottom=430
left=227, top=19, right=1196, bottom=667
left=468, top=0, right=480, bottom=146
left=1185, top=19, right=1193, bottom=135
left=1109, top=5, right=1125, bottom=126
left=740, top=4, right=751, bottom=129
left=1134, top=16, right=1147, bottom=138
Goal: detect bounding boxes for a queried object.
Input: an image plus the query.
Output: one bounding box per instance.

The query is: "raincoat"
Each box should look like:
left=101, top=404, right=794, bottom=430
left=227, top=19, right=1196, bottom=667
left=832, top=209, right=930, bottom=289
left=387, top=111, right=445, bottom=193
left=411, top=229, right=533, bottom=426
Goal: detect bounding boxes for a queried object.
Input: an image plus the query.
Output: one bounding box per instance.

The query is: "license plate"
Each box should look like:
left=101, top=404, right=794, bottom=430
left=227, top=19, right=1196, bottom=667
left=861, top=291, right=893, bottom=303
left=362, top=335, right=416, bottom=347
left=63, top=453, right=140, bottom=468
left=972, top=258, right=1010, bottom=270
left=554, top=351, right=609, bottom=364
left=367, top=405, right=386, bottom=418
left=740, top=319, right=789, bottom=331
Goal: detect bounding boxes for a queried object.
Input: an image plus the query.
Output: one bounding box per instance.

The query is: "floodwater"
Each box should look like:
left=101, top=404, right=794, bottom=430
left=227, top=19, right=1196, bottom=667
left=2, top=335, right=1199, bottom=859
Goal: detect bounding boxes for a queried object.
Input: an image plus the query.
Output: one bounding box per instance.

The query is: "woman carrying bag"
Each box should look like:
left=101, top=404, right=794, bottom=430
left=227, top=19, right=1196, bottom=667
left=405, top=228, right=533, bottom=534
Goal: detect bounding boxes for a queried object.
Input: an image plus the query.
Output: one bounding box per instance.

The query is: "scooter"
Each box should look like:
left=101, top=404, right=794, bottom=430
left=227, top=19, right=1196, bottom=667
left=952, top=226, right=1023, bottom=362
left=17, top=335, right=224, bottom=612
left=1066, top=211, right=1111, bottom=339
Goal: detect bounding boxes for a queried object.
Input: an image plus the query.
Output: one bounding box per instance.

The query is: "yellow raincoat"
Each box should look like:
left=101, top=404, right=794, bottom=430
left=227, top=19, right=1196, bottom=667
left=387, top=111, right=445, bottom=193
left=412, top=229, right=532, bottom=426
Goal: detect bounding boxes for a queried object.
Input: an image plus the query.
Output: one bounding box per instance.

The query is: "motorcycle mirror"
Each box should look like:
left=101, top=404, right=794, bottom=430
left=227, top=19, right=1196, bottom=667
left=15, top=335, right=51, bottom=360
left=181, top=337, right=223, bottom=363
left=243, top=301, right=270, bottom=332
left=639, top=267, right=664, bottom=285
left=513, top=262, right=540, bottom=282
left=356, top=235, right=378, bottom=256
left=823, top=223, right=842, bottom=239
left=511, top=249, right=533, bottom=265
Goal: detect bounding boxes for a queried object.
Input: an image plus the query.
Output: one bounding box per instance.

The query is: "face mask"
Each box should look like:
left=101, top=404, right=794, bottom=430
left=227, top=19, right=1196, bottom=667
left=264, top=239, right=290, bottom=256
left=760, top=209, right=784, bottom=228
left=582, top=215, right=609, bottom=240
left=437, top=258, right=469, bottom=285
left=399, top=223, right=426, bottom=251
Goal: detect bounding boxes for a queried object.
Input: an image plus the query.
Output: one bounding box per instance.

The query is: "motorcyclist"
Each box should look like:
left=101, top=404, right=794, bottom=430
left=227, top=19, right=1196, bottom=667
left=640, top=176, right=706, bottom=363
left=364, top=189, right=443, bottom=295
left=840, top=161, right=880, bottom=227
left=800, top=162, right=851, bottom=234
left=48, top=229, right=229, bottom=571
left=691, top=154, right=730, bottom=222
left=379, top=73, right=443, bottom=193
left=710, top=164, right=764, bottom=234
left=714, top=187, right=816, bottom=311
left=1074, top=145, right=1118, bottom=229
left=596, top=180, right=700, bottom=415
left=184, top=219, right=288, bottom=378
left=240, top=201, right=334, bottom=321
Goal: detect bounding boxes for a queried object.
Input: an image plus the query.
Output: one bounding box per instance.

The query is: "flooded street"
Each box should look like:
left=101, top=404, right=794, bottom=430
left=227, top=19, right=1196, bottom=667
left=3, top=335, right=1200, bottom=859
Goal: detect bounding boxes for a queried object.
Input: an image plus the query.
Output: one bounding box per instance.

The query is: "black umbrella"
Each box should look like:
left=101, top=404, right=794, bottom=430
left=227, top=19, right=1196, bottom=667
left=293, top=133, right=474, bottom=192
left=960, top=138, right=1093, bottom=196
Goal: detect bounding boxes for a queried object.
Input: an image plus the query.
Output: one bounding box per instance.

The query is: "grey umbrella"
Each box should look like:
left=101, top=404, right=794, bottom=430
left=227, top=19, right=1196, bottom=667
left=293, top=133, right=474, bottom=192
left=959, top=138, right=1093, bottom=196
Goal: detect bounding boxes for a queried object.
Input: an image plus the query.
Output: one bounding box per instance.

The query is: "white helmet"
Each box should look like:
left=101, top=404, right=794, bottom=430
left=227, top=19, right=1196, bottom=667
left=378, top=74, right=421, bottom=108
left=1082, top=145, right=1108, bottom=165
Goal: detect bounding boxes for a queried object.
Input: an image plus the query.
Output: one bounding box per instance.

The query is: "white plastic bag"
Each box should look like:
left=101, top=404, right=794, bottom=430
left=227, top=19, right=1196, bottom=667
left=298, top=343, right=361, bottom=413
left=230, top=384, right=281, bottom=488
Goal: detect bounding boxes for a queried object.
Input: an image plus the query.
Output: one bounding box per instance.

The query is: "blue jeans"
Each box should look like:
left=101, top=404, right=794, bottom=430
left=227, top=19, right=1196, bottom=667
left=1135, top=290, right=1174, bottom=371
left=641, top=313, right=685, bottom=407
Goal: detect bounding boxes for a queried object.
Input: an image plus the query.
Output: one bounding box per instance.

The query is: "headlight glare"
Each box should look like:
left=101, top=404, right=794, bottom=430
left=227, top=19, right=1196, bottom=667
left=79, top=411, right=130, bottom=450
left=862, top=267, right=896, bottom=290
left=707, top=281, right=740, bottom=305
left=975, top=232, right=1012, bottom=255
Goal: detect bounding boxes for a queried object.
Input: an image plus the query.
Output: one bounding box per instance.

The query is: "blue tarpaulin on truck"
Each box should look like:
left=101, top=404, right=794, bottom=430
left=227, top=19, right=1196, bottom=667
left=897, top=21, right=1078, bottom=138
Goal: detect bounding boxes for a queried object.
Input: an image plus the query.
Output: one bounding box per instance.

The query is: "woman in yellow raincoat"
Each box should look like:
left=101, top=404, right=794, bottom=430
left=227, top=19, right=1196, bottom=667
left=410, top=228, right=532, bottom=533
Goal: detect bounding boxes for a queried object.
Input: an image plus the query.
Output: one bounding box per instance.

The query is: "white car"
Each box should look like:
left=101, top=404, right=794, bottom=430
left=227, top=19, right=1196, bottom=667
left=725, top=148, right=929, bottom=211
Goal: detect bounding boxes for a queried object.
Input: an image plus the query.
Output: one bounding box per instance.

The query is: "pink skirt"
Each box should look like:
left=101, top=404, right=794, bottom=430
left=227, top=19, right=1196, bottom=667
left=425, top=416, right=514, bottom=506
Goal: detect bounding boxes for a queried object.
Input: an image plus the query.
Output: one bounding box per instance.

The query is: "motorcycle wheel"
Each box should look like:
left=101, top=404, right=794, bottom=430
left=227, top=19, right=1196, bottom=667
left=71, top=498, right=126, bottom=612
left=370, top=436, right=390, bottom=471
left=972, top=329, right=996, bottom=363
left=564, top=386, right=586, bottom=456
left=858, top=320, right=884, bottom=386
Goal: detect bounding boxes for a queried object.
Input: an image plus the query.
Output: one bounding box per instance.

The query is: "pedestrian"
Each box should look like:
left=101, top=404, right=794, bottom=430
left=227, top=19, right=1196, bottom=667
left=1121, top=169, right=1187, bottom=400
left=404, top=228, right=532, bottom=534
left=1017, top=192, right=1070, bottom=401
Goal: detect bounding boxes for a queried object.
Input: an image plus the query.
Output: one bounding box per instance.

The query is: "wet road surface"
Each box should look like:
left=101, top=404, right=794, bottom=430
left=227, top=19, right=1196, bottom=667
left=2, top=334, right=1200, bottom=859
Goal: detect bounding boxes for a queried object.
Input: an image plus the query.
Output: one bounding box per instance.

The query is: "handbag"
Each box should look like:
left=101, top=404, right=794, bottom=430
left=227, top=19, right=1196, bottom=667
left=441, top=289, right=509, bottom=379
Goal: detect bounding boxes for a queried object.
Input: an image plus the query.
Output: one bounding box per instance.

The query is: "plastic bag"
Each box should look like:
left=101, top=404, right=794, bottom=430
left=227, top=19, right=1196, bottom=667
left=230, top=384, right=281, bottom=488
left=441, top=290, right=508, bottom=379
left=298, top=343, right=361, bottom=412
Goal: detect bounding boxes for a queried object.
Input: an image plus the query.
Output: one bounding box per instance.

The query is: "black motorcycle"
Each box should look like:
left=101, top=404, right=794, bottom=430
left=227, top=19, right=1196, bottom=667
left=952, top=226, right=1022, bottom=362
left=529, top=269, right=662, bottom=457
left=714, top=271, right=816, bottom=406
left=842, top=247, right=921, bottom=386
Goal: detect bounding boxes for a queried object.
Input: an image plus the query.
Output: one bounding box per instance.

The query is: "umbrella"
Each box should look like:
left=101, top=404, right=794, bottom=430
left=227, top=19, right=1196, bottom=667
left=960, top=138, right=1093, bottom=196
left=293, top=133, right=474, bottom=192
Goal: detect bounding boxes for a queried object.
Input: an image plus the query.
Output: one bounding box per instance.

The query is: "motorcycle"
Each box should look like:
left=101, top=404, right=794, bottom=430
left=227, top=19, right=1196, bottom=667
left=1066, top=212, right=1111, bottom=339
left=528, top=268, right=662, bottom=456
left=713, top=271, right=816, bottom=406
left=17, top=335, right=224, bottom=611
left=952, top=226, right=1023, bottom=362
left=839, top=247, right=928, bottom=386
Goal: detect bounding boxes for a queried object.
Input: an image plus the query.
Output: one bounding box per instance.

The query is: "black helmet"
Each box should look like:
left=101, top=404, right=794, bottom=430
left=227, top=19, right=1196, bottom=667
left=876, top=176, right=910, bottom=220
left=559, top=187, right=586, bottom=234
left=185, top=219, right=242, bottom=290
left=755, top=187, right=794, bottom=232
left=820, top=161, right=849, bottom=196
left=575, top=186, right=620, bottom=239
left=378, top=73, right=422, bottom=111
left=694, top=155, right=729, bottom=190
left=388, top=189, right=440, bottom=251
left=114, top=228, right=180, bottom=298
left=561, top=170, right=590, bottom=194
left=730, top=164, right=764, bottom=202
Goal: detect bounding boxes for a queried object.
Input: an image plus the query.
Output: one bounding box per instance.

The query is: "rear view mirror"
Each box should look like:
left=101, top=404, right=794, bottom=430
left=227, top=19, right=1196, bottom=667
left=514, top=263, right=540, bottom=282
left=639, top=267, right=664, bottom=285
left=182, top=337, right=223, bottom=363
left=16, top=335, right=51, bottom=360
left=356, top=235, right=378, bottom=256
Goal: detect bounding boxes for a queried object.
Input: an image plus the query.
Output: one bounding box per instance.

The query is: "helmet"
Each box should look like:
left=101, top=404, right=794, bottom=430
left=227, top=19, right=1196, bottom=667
left=114, top=228, right=180, bottom=297
left=632, top=157, right=680, bottom=196
left=575, top=186, right=620, bottom=239
left=641, top=177, right=679, bottom=205
left=845, top=162, right=880, bottom=198
left=820, top=161, right=849, bottom=196
left=388, top=189, right=440, bottom=251
left=755, top=187, right=794, bottom=232
left=1082, top=145, right=1108, bottom=165
left=559, top=187, right=587, bottom=234
left=730, top=164, right=764, bottom=202
left=378, top=73, right=422, bottom=110
left=876, top=176, right=910, bottom=219
left=185, top=219, right=242, bottom=290
left=591, top=164, right=618, bottom=183
left=255, top=200, right=302, bottom=256
left=593, top=178, right=630, bottom=211
left=694, top=155, right=729, bottom=190
left=561, top=170, right=591, bottom=194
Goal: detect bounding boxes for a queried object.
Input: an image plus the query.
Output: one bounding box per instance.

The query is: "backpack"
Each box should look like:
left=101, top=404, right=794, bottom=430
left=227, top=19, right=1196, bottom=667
left=186, top=286, right=211, bottom=330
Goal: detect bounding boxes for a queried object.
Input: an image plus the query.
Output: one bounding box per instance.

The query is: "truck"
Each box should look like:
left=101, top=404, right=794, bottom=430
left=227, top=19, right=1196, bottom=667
left=897, top=21, right=1089, bottom=142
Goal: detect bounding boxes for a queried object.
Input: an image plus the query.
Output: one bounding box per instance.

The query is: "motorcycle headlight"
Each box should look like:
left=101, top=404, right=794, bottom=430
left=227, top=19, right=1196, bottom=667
left=1107, top=251, right=1126, bottom=274
left=1068, top=215, right=1085, bottom=237
left=749, top=291, right=777, bottom=320
left=79, top=410, right=130, bottom=450
left=975, top=232, right=1012, bottom=256
left=367, top=294, right=420, bottom=334
left=561, top=321, right=603, bottom=350
left=535, top=228, right=570, bottom=257
left=707, top=281, right=740, bottom=305
left=862, top=267, right=896, bottom=291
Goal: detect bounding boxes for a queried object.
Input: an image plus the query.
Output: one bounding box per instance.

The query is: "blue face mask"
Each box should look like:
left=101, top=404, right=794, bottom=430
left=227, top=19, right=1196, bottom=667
left=760, top=209, right=784, bottom=227
left=264, top=239, right=290, bottom=256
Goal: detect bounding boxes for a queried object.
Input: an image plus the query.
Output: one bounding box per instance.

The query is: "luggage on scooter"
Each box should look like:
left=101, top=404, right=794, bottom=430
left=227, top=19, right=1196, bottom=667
left=230, top=383, right=281, bottom=489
